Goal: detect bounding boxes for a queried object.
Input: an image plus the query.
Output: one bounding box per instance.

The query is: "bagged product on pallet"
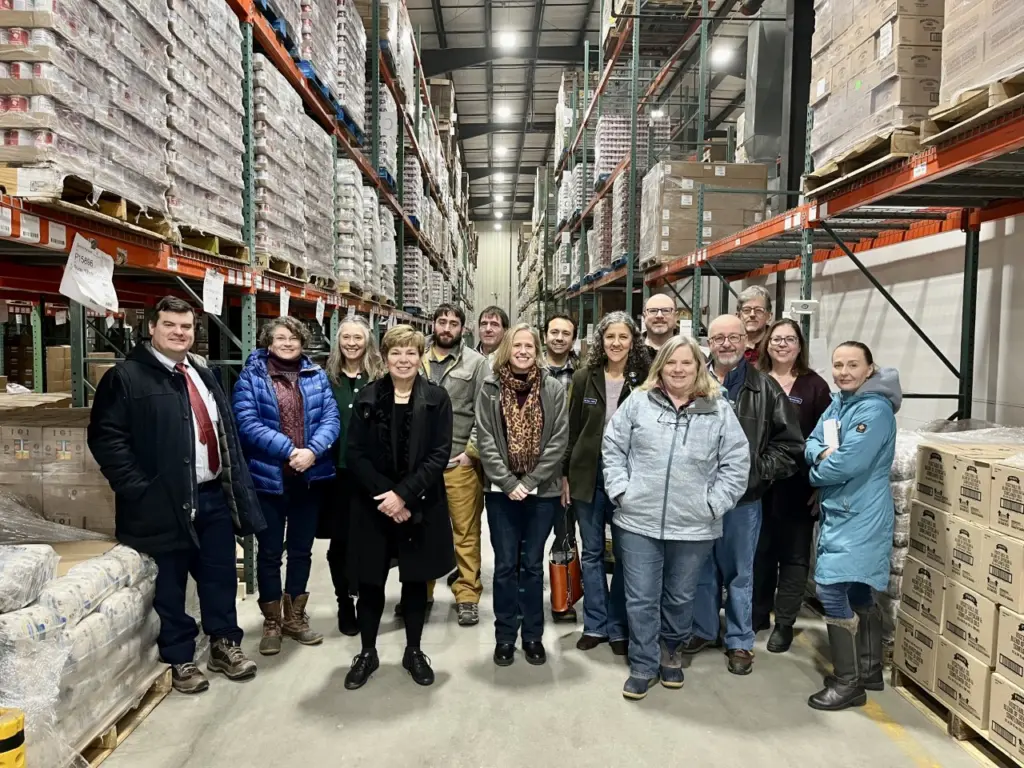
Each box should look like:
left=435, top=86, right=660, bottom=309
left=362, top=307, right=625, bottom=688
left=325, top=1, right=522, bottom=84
left=337, top=0, right=367, bottom=131
left=335, top=158, right=365, bottom=288
left=0, top=545, right=58, bottom=613
left=403, top=155, right=423, bottom=220
left=301, top=116, right=335, bottom=282
left=299, top=0, right=337, bottom=101
left=361, top=188, right=382, bottom=296
left=378, top=204, right=397, bottom=302
left=402, top=246, right=425, bottom=309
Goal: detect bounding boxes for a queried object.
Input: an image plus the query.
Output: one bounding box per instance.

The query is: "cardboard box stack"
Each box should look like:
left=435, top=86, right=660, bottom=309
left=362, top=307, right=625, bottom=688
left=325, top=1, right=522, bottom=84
left=0, top=407, right=114, bottom=536
left=896, top=435, right=1024, bottom=753
left=809, top=0, right=943, bottom=171
left=45, top=346, right=71, bottom=393
left=639, top=161, right=768, bottom=267
left=3, top=326, right=35, bottom=390
left=939, top=0, right=1024, bottom=110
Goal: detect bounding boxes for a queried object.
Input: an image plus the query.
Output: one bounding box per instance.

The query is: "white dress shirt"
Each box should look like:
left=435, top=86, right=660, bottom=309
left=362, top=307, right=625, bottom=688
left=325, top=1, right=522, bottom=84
left=150, top=346, right=222, bottom=483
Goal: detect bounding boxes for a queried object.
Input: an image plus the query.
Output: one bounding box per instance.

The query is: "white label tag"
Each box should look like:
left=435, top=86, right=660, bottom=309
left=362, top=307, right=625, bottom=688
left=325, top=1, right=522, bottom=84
left=105, top=315, right=115, bottom=329
left=55, top=310, right=67, bottom=325
left=167, top=257, right=178, bottom=272
left=59, top=234, right=119, bottom=314
left=823, top=419, right=840, bottom=450
left=279, top=287, right=289, bottom=317
left=662, top=225, right=670, bottom=237
left=346, top=305, right=355, bottom=317
left=681, top=178, right=695, bottom=190
left=18, top=213, right=39, bottom=243
left=913, top=162, right=927, bottom=179
left=817, top=78, right=827, bottom=97
left=878, top=21, right=894, bottom=59
left=316, top=296, right=326, bottom=327
left=785, top=216, right=793, bottom=229
left=562, top=232, right=570, bottom=246
left=809, top=205, right=818, bottom=221
left=0, top=208, right=11, bottom=237
left=203, top=269, right=224, bottom=316
left=662, top=209, right=670, bottom=220
left=681, top=194, right=693, bottom=207
left=47, top=222, right=66, bottom=249
left=661, top=241, right=669, bottom=251
left=715, top=166, right=726, bottom=177
left=703, top=211, right=713, bottom=222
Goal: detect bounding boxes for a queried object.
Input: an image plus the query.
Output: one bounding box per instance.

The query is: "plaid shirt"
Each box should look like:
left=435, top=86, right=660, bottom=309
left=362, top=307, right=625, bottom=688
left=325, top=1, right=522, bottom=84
left=544, top=350, right=580, bottom=390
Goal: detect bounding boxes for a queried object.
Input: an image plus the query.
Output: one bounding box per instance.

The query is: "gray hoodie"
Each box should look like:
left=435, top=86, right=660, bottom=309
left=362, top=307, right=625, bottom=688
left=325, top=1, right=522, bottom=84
left=602, top=388, right=751, bottom=541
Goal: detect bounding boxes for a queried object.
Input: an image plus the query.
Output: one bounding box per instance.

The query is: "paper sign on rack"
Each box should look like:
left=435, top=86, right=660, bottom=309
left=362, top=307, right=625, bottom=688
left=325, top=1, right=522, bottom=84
left=59, top=234, right=119, bottom=314
left=279, top=287, right=289, bottom=317
left=55, top=310, right=67, bottom=326
left=346, top=305, right=355, bottom=318
left=203, top=269, right=224, bottom=316
left=315, top=297, right=326, bottom=327
left=105, top=315, right=115, bottom=329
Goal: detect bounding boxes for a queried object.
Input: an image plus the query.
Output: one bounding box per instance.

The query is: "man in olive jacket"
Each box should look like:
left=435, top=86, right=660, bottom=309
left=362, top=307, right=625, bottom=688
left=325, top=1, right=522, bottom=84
left=88, top=296, right=265, bottom=695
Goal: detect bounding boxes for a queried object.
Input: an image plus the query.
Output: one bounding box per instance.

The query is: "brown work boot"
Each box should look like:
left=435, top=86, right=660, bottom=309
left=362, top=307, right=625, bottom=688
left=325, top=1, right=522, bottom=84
left=258, top=600, right=283, bottom=656
left=207, top=638, right=257, bottom=681
left=282, top=593, right=323, bottom=645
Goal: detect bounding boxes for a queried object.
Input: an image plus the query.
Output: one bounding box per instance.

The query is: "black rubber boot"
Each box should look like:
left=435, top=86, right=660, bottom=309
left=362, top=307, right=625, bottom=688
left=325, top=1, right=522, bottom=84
left=856, top=603, right=885, bottom=691
left=808, top=616, right=867, bottom=711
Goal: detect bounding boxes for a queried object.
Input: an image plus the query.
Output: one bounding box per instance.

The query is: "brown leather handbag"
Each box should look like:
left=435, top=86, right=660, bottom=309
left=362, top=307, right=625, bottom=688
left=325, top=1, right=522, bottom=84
left=549, top=508, right=583, bottom=613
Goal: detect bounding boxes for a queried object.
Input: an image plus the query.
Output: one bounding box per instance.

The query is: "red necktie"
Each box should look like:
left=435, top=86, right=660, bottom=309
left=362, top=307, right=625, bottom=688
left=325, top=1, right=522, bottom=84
left=176, top=363, right=220, bottom=474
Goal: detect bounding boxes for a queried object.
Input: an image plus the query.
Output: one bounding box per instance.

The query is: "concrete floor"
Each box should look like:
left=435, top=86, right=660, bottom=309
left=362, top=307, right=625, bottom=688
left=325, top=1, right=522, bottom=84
left=107, top=530, right=981, bottom=768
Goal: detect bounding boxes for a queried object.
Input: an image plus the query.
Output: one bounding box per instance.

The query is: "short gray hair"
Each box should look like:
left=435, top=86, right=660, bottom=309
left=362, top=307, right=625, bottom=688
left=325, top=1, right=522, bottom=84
left=737, top=285, right=772, bottom=314
left=258, top=316, right=310, bottom=349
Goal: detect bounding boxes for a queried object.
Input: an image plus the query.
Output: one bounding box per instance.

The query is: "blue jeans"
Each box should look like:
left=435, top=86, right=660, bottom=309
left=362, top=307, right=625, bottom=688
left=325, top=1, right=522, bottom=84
left=256, top=478, right=321, bottom=603
left=618, top=526, right=714, bottom=678
left=487, top=492, right=558, bottom=644
left=816, top=581, right=873, bottom=620
left=152, top=484, right=242, bottom=665
left=577, top=487, right=626, bottom=641
left=692, top=499, right=762, bottom=651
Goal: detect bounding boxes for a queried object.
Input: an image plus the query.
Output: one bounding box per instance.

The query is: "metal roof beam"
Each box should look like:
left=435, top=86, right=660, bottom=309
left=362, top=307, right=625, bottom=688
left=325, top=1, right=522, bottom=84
left=459, top=121, right=555, bottom=140
left=656, top=0, right=740, bottom=104
left=467, top=166, right=538, bottom=180
left=421, top=46, right=587, bottom=77
left=469, top=194, right=534, bottom=208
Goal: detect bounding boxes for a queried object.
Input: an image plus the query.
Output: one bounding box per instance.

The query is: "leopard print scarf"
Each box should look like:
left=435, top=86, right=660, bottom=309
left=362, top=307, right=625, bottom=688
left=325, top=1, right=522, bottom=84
left=498, top=364, right=543, bottom=475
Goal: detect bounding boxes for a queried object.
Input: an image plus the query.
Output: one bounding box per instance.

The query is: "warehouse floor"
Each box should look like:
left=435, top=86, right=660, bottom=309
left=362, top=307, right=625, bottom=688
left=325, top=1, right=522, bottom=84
left=106, top=532, right=982, bottom=768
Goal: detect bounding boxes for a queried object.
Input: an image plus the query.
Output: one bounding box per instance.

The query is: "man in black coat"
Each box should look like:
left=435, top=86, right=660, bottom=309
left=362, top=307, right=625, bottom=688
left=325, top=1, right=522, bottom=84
left=88, top=296, right=266, bottom=694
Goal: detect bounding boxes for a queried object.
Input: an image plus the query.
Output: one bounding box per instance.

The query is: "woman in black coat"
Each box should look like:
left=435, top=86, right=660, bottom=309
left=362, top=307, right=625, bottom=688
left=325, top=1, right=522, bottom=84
left=344, top=324, right=455, bottom=690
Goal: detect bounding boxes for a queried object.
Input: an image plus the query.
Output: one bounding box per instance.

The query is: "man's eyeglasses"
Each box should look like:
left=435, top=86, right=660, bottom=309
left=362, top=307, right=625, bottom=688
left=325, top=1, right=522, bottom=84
left=709, top=334, right=745, bottom=345
left=739, top=306, right=768, bottom=318
left=770, top=336, right=799, bottom=346
left=645, top=307, right=676, bottom=316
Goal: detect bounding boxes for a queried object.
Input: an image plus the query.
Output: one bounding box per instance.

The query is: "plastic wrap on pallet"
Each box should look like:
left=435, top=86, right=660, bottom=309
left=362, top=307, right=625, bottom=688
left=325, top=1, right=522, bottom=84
left=557, top=175, right=572, bottom=224
left=402, top=245, right=424, bottom=309
left=367, top=80, right=398, bottom=181
left=612, top=172, right=639, bottom=263
left=0, top=0, right=173, bottom=215
left=299, top=0, right=337, bottom=101
left=593, top=198, right=612, bottom=270
left=890, top=546, right=909, bottom=576
left=336, top=0, right=366, bottom=132
left=403, top=154, right=423, bottom=219
left=893, top=510, right=910, bottom=548
left=892, top=478, right=914, bottom=516
left=940, top=0, right=1024, bottom=111
left=167, top=0, right=245, bottom=242
left=253, top=54, right=306, bottom=269
left=0, top=545, right=58, bottom=613
left=361, top=187, right=381, bottom=295
left=302, top=115, right=334, bottom=281
left=335, top=158, right=365, bottom=287
left=0, top=490, right=112, bottom=547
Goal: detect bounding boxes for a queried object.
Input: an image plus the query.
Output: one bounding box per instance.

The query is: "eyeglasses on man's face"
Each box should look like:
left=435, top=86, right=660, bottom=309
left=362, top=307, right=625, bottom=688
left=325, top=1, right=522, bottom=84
left=645, top=307, right=676, bottom=317
left=709, top=333, right=745, bottom=346
left=770, top=335, right=799, bottom=347
left=739, top=306, right=768, bottom=318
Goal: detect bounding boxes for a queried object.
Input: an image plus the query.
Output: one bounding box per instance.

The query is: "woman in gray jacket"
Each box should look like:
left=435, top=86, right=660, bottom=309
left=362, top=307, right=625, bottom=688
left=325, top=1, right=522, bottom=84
left=603, top=336, right=750, bottom=700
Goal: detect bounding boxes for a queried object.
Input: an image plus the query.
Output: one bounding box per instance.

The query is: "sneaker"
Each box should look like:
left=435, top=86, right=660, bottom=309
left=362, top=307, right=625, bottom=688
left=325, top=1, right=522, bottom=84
left=344, top=650, right=380, bottom=690
left=576, top=634, right=607, bottom=651
left=403, top=648, right=435, bottom=686
left=207, top=638, right=257, bottom=681
left=622, top=674, right=659, bottom=701
left=727, top=649, right=755, bottom=675
left=523, top=640, right=547, bottom=666
left=609, top=639, right=628, bottom=656
left=455, top=602, right=479, bottom=627
left=767, top=624, right=794, bottom=654
left=552, top=607, right=577, bottom=624
left=493, top=642, right=516, bottom=667
left=171, top=662, right=209, bottom=694
left=680, top=635, right=717, bottom=655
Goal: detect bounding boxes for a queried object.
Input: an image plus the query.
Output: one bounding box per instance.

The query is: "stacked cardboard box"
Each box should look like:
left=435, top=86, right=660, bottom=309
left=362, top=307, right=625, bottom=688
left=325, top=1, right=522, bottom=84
left=0, top=407, right=115, bottom=536
left=45, top=346, right=71, bottom=393
left=3, top=327, right=35, bottom=390
left=939, top=0, right=1024, bottom=110
left=639, top=161, right=768, bottom=266
left=809, top=0, right=943, bottom=171
left=87, top=352, right=116, bottom=390
left=896, top=437, right=1024, bottom=746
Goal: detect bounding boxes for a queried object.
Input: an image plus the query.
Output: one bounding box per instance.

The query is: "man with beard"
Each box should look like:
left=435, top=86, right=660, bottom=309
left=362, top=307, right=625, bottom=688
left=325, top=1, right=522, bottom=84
left=737, top=285, right=772, bottom=364
left=476, top=306, right=509, bottom=358
left=417, top=303, right=491, bottom=626
left=682, top=313, right=803, bottom=675
left=642, top=293, right=679, bottom=354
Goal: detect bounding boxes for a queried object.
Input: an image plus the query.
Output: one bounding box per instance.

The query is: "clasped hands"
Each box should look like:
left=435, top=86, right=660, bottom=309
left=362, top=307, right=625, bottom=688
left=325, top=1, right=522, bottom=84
left=288, top=448, right=316, bottom=473
left=374, top=490, right=411, bottom=522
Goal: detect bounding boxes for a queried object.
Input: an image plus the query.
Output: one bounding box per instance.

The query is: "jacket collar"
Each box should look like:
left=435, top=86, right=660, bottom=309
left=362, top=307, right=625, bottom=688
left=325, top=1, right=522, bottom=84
left=245, top=347, right=319, bottom=375
left=648, top=387, right=718, bottom=414
left=130, top=342, right=211, bottom=373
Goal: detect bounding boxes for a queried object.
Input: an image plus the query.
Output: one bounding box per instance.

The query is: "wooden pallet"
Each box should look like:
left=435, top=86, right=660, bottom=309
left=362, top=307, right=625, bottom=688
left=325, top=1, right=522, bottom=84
left=175, top=227, right=249, bottom=263
left=78, top=666, right=172, bottom=767
left=0, top=169, right=173, bottom=242
left=804, top=129, right=920, bottom=196
left=891, top=666, right=1022, bottom=768
left=921, top=75, right=1024, bottom=147
left=309, top=273, right=337, bottom=291
left=254, top=253, right=308, bottom=282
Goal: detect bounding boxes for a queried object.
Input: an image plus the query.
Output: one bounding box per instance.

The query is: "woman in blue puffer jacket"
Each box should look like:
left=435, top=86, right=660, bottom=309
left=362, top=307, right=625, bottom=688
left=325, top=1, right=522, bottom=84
left=233, top=316, right=340, bottom=656
left=805, top=341, right=901, bottom=713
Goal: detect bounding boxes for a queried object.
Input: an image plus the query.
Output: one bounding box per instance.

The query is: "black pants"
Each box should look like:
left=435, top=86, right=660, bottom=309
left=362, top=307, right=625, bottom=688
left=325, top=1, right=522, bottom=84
left=358, top=580, right=428, bottom=651
left=151, top=483, right=241, bottom=665
left=323, top=473, right=353, bottom=605
left=549, top=503, right=577, bottom=557
left=752, top=483, right=816, bottom=629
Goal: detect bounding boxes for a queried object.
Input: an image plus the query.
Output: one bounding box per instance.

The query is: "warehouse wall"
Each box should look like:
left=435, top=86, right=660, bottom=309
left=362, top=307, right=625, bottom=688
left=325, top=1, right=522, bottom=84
left=473, top=230, right=518, bottom=325
left=737, top=216, right=1024, bottom=430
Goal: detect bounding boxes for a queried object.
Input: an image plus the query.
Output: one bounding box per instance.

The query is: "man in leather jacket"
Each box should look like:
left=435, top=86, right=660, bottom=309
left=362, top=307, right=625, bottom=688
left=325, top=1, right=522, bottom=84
left=681, top=313, right=803, bottom=675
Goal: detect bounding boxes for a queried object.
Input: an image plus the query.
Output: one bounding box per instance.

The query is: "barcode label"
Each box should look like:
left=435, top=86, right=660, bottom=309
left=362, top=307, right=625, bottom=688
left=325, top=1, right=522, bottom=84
left=1003, top=499, right=1024, bottom=514
left=945, top=622, right=967, bottom=641
left=990, top=564, right=1013, bottom=583
left=999, top=654, right=1024, bottom=678
left=938, top=679, right=957, bottom=699
left=953, top=549, right=974, bottom=566
left=959, top=486, right=982, bottom=501
left=992, top=721, right=1017, bottom=747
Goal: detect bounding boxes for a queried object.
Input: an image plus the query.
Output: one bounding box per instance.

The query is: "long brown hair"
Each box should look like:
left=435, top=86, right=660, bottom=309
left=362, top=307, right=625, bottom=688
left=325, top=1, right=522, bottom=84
left=757, top=319, right=810, bottom=376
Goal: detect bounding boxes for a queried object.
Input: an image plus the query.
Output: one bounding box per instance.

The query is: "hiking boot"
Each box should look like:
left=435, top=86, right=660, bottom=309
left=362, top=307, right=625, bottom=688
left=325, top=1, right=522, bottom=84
left=456, top=602, right=479, bottom=627
left=403, top=648, right=435, bottom=686
left=207, top=639, right=257, bottom=681
left=576, top=634, right=607, bottom=651
left=622, top=674, right=659, bottom=701
left=552, top=607, right=578, bottom=623
left=523, top=641, right=547, bottom=665
left=680, top=635, right=717, bottom=655
left=282, top=593, right=323, bottom=646
left=171, top=662, right=209, bottom=694
left=258, top=600, right=283, bottom=656
left=767, top=624, right=794, bottom=654
left=727, top=649, right=755, bottom=676
left=338, top=596, right=358, bottom=637
left=344, top=650, right=379, bottom=690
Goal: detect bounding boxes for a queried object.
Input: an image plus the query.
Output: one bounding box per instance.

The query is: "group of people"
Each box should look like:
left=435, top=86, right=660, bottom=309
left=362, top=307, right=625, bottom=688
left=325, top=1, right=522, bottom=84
left=86, top=287, right=901, bottom=711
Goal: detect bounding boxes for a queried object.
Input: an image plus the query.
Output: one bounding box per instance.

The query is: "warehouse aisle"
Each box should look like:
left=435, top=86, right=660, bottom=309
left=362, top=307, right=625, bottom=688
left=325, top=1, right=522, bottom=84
left=107, top=531, right=979, bottom=768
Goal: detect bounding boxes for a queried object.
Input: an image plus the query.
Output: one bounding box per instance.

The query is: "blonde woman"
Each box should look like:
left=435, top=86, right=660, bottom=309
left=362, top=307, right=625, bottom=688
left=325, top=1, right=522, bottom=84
left=319, top=315, right=385, bottom=636
left=476, top=323, right=568, bottom=667
left=602, top=336, right=750, bottom=700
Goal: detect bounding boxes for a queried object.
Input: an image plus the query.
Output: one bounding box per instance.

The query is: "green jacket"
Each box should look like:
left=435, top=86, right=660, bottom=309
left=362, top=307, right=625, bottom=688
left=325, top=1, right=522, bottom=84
left=563, top=365, right=644, bottom=504
left=330, top=372, right=368, bottom=468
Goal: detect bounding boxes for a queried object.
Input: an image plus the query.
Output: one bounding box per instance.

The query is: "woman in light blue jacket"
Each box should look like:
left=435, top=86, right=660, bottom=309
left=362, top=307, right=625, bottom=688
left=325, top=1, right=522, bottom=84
left=805, top=341, right=901, bottom=712
left=603, top=336, right=749, bottom=701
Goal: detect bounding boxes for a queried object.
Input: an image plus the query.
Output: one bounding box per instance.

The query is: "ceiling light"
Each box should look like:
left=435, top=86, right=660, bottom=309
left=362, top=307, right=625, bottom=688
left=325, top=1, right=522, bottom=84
left=495, top=211, right=504, bottom=219
left=499, top=31, right=516, bottom=49
left=495, top=146, right=507, bottom=157
left=494, top=194, right=505, bottom=202
left=497, top=105, right=512, bottom=119
left=494, top=223, right=502, bottom=230
left=494, top=171, right=505, bottom=182
left=651, top=109, right=664, bottom=119
left=711, top=46, right=733, bottom=67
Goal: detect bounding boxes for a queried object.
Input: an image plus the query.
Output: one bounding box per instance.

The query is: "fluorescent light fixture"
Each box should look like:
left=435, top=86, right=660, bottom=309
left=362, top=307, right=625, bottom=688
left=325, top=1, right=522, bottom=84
left=494, top=171, right=505, bottom=182
left=499, top=31, right=516, bottom=49
left=494, top=194, right=505, bottom=202
left=711, top=46, right=733, bottom=67
left=495, top=211, right=504, bottom=219
left=497, top=105, right=512, bottom=119
left=495, top=146, right=508, bottom=157
left=494, top=223, right=502, bottom=230
left=651, top=109, right=664, bottom=119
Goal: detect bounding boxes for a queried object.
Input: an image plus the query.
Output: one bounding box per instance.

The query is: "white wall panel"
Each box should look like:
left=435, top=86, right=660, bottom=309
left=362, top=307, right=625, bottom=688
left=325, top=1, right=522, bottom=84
left=473, top=230, right=518, bottom=327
